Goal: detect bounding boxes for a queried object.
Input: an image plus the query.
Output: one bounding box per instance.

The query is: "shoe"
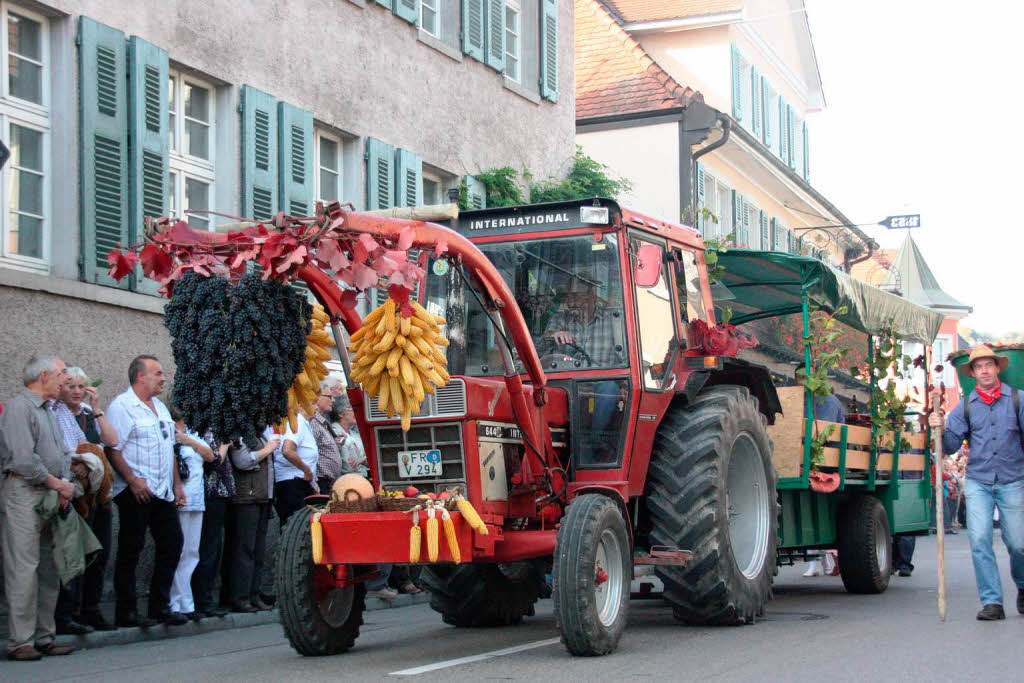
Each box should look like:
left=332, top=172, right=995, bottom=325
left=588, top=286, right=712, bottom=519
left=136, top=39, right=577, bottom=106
left=7, top=645, right=42, bottom=661
left=152, top=611, right=188, bottom=626
left=946, top=529, right=957, bottom=535
left=977, top=604, right=1006, bottom=621
left=802, top=561, right=823, bottom=577
left=56, top=620, right=94, bottom=636
left=36, top=642, right=76, bottom=656
left=116, top=613, right=157, bottom=628
left=200, top=606, right=229, bottom=618
left=366, top=587, right=399, bottom=600
left=229, top=600, right=258, bottom=613
left=80, top=612, right=117, bottom=631
left=397, top=581, right=422, bottom=595
left=1017, top=589, right=1024, bottom=615
left=251, top=597, right=273, bottom=611
left=185, top=611, right=202, bottom=623
left=897, top=569, right=912, bottom=577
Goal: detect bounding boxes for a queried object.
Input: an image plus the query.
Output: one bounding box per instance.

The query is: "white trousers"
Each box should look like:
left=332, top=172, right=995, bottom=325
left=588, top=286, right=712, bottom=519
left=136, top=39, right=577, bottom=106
left=169, top=510, right=203, bottom=614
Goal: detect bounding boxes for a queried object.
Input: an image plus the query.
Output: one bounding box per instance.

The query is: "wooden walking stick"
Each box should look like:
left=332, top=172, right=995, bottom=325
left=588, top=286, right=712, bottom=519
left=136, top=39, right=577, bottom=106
left=929, top=360, right=948, bottom=622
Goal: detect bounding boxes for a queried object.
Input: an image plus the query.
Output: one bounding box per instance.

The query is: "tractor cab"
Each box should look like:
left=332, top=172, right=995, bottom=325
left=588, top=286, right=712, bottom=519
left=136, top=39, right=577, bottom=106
left=423, top=198, right=713, bottom=482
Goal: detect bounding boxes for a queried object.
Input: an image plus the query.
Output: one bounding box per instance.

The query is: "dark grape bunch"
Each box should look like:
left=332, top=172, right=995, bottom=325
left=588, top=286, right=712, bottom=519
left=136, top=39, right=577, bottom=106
left=164, top=270, right=312, bottom=443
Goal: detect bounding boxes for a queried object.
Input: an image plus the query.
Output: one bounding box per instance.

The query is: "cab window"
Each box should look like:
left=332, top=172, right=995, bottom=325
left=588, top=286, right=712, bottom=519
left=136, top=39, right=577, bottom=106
left=631, top=236, right=674, bottom=390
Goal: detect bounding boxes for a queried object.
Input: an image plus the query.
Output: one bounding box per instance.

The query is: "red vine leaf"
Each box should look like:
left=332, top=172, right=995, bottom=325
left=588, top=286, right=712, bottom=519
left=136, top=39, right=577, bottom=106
left=358, top=233, right=380, bottom=254
left=434, top=240, right=448, bottom=257
left=397, top=227, right=414, bottom=251
left=107, top=249, right=139, bottom=281
left=316, top=238, right=350, bottom=272
left=275, top=245, right=308, bottom=273
left=139, top=244, right=173, bottom=281
left=339, top=289, right=358, bottom=310
left=169, top=220, right=200, bottom=245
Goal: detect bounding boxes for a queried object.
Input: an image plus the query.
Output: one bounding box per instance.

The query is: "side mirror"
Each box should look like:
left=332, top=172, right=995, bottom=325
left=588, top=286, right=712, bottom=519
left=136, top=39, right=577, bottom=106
left=634, top=244, right=663, bottom=288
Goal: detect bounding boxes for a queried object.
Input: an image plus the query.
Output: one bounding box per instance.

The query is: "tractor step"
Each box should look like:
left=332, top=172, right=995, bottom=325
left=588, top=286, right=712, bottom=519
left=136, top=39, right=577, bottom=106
left=633, top=545, right=693, bottom=566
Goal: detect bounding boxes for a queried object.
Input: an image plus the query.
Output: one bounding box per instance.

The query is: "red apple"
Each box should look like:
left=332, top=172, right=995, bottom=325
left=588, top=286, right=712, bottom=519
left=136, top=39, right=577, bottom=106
left=404, top=486, right=419, bottom=498
left=438, top=491, right=451, bottom=500
left=426, top=492, right=437, bottom=499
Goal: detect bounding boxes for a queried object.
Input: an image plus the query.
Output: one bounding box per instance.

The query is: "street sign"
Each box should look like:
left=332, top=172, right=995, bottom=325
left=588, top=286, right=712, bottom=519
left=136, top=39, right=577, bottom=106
left=879, top=214, right=920, bottom=229
left=0, top=138, right=8, bottom=171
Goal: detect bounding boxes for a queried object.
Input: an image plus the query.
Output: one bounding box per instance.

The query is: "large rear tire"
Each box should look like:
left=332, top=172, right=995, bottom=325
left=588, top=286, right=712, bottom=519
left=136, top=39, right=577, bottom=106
left=647, top=386, right=779, bottom=625
left=276, top=511, right=365, bottom=656
left=553, top=493, right=631, bottom=656
left=420, top=563, right=541, bottom=627
left=837, top=495, right=891, bottom=594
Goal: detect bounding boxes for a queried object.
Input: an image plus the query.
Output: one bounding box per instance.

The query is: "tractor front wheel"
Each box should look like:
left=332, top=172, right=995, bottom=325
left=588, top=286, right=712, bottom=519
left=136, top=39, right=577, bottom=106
left=837, top=495, right=891, bottom=594
left=276, top=512, right=365, bottom=656
left=553, top=493, right=631, bottom=656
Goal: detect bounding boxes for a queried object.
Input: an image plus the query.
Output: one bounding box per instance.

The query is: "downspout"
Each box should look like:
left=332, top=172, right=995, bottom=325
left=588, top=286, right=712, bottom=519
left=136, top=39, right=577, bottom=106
left=692, top=116, right=731, bottom=209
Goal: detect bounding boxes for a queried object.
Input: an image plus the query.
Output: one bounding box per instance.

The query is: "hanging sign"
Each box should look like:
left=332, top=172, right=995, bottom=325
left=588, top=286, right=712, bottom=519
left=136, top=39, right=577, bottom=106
left=879, top=214, right=921, bottom=229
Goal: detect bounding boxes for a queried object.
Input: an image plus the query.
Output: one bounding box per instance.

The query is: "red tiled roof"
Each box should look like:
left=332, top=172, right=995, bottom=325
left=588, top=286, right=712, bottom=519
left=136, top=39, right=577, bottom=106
left=601, top=0, right=743, bottom=24
left=576, top=0, right=701, bottom=120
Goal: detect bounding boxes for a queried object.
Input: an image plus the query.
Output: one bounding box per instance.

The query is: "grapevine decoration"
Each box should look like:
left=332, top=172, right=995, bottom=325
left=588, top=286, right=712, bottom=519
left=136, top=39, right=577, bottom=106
left=106, top=201, right=450, bottom=440
left=797, top=305, right=850, bottom=470
left=858, top=318, right=913, bottom=453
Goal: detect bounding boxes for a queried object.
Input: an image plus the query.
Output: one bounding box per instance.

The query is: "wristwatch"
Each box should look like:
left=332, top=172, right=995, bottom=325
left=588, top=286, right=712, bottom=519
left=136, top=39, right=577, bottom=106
left=93, top=411, right=105, bottom=418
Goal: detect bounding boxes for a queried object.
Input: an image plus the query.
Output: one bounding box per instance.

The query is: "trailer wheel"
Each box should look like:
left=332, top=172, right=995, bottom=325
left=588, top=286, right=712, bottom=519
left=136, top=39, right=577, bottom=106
left=276, top=511, right=365, bottom=656
left=647, top=385, right=778, bottom=626
left=553, top=493, right=631, bottom=656
left=837, top=496, right=891, bottom=594
left=420, top=563, right=541, bottom=627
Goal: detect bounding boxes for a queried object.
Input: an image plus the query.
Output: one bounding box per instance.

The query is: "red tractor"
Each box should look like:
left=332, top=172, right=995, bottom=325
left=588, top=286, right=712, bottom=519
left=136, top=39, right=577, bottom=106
left=278, top=198, right=781, bottom=656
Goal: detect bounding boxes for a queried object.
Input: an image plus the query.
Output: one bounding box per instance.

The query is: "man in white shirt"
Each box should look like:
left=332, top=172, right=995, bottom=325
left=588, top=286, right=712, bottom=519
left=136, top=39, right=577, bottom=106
left=105, top=355, right=186, bottom=628
left=272, top=412, right=319, bottom=528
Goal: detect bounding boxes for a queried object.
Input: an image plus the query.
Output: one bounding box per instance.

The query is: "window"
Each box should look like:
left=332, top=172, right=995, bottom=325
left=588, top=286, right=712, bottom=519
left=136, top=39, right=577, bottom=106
left=167, top=70, right=215, bottom=229
left=1, top=5, right=48, bottom=268
left=698, top=170, right=731, bottom=240
left=675, top=248, right=708, bottom=325
left=505, top=0, right=521, bottom=83
left=421, top=0, right=439, bottom=38
left=315, top=130, right=342, bottom=202
left=632, top=237, right=674, bottom=390
left=422, top=171, right=442, bottom=205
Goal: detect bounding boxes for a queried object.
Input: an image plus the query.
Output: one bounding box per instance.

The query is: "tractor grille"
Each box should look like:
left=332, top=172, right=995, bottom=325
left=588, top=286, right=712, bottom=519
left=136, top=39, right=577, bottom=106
left=374, top=422, right=466, bottom=494
left=365, top=379, right=466, bottom=422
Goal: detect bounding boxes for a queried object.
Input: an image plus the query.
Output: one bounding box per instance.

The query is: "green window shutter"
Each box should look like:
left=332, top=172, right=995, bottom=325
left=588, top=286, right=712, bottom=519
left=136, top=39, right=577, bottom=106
left=731, top=190, right=742, bottom=240
left=366, top=138, right=395, bottom=210
left=278, top=102, right=314, bottom=216
left=759, top=212, right=768, bottom=250
left=373, top=0, right=393, bottom=8
left=540, top=0, right=559, bottom=102
left=464, top=175, right=486, bottom=209
left=485, top=0, right=505, bottom=71
left=778, top=98, right=789, bottom=164
left=126, top=36, right=168, bottom=296
left=750, top=66, right=761, bottom=138
left=240, top=85, right=278, bottom=220
left=394, top=0, right=419, bottom=24
left=731, top=45, right=743, bottom=120
left=394, top=148, right=423, bottom=208
left=695, top=162, right=705, bottom=234
left=462, top=0, right=485, bottom=61
left=802, top=121, right=810, bottom=181
left=78, top=17, right=129, bottom=288
left=770, top=218, right=780, bottom=251
left=787, top=106, right=797, bottom=171
left=761, top=77, right=772, bottom=147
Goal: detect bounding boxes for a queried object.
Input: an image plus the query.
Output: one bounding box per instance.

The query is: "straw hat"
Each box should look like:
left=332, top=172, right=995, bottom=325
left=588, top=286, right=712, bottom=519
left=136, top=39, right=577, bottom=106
left=958, top=345, right=1009, bottom=376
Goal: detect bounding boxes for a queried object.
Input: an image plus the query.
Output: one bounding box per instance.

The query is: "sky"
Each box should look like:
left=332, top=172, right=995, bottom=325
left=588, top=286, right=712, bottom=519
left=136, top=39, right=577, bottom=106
left=803, top=0, right=1022, bottom=336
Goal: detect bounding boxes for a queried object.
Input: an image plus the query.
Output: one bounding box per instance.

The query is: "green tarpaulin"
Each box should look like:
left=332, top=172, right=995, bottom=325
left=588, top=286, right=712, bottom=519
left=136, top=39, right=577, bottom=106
left=716, top=250, right=944, bottom=344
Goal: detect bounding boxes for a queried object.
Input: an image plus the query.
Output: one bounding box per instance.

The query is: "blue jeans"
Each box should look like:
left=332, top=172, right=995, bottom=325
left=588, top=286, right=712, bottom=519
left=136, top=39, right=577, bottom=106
left=965, top=477, right=1024, bottom=606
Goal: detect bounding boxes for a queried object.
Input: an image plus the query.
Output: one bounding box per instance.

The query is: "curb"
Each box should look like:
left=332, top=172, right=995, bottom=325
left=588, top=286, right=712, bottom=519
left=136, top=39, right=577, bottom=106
left=53, top=592, right=431, bottom=651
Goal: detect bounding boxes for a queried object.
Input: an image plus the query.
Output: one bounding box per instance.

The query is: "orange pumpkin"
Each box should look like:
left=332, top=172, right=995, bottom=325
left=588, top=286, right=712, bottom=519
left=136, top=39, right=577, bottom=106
left=332, top=473, right=375, bottom=501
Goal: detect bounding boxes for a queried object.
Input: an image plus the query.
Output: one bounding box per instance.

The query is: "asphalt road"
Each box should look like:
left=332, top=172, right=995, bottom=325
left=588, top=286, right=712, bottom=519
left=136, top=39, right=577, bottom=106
left=8, top=533, right=1024, bottom=682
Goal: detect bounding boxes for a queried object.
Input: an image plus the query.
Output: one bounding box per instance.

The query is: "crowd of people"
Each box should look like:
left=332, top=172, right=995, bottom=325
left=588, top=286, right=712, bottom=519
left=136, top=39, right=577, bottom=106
left=0, top=353, right=393, bottom=662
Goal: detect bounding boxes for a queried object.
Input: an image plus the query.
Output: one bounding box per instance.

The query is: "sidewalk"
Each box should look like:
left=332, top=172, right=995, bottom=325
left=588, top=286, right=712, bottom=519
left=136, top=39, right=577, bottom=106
left=48, top=592, right=431, bottom=651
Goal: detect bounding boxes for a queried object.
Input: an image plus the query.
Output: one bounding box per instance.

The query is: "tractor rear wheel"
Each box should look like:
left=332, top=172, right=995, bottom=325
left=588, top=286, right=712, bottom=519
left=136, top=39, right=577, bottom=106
left=647, top=385, right=778, bottom=625
left=276, top=511, right=365, bottom=656
left=553, top=493, right=631, bottom=656
left=420, top=563, right=541, bottom=627
left=837, top=495, right=891, bottom=594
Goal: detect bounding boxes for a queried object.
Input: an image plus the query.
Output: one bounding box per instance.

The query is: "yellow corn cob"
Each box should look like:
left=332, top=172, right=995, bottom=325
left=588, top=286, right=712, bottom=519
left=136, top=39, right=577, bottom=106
left=401, top=407, right=412, bottom=432
left=411, top=335, right=435, bottom=359
left=441, top=508, right=460, bottom=564
left=349, top=325, right=369, bottom=343
left=409, top=509, right=421, bottom=563
left=403, top=341, right=421, bottom=359
left=369, top=353, right=390, bottom=376
left=362, top=303, right=387, bottom=327
left=375, top=314, right=390, bottom=337
left=363, top=372, right=383, bottom=397
left=424, top=368, right=446, bottom=388
left=400, top=314, right=412, bottom=337
left=373, top=329, right=397, bottom=353
left=394, top=334, right=407, bottom=348
left=311, top=513, right=324, bottom=564
left=455, top=496, right=488, bottom=535
left=435, top=366, right=451, bottom=383
left=431, top=349, right=448, bottom=367
left=378, top=373, right=391, bottom=414
left=411, top=369, right=425, bottom=404
left=409, top=316, right=432, bottom=331
left=389, top=377, right=405, bottom=413
left=426, top=506, right=439, bottom=562
left=386, top=346, right=403, bottom=372
left=399, top=356, right=416, bottom=389
left=410, top=353, right=434, bottom=374
left=312, top=307, right=329, bottom=324
left=287, top=409, right=298, bottom=433
left=434, top=336, right=450, bottom=347
left=407, top=325, right=425, bottom=338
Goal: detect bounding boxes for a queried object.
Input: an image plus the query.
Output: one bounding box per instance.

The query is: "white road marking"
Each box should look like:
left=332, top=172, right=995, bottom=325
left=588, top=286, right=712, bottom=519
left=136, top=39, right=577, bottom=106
left=389, top=637, right=562, bottom=675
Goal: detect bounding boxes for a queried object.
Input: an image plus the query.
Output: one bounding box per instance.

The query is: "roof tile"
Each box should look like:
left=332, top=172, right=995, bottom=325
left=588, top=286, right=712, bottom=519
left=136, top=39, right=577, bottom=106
left=601, top=0, right=744, bottom=24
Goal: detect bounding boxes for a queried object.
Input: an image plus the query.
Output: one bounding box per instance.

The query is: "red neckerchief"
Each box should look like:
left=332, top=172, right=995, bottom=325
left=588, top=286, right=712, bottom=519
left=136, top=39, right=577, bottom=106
left=976, top=383, right=1002, bottom=405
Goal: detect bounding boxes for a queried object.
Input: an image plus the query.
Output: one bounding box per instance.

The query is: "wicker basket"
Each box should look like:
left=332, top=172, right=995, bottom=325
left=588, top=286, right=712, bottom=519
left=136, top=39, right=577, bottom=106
left=327, top=488, right=379, bottom=513
left=377, top=494, right=455, bottom=512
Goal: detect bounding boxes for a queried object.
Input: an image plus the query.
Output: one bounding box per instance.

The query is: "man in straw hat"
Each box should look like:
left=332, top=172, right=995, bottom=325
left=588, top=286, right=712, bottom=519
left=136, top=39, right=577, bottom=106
left=929, top=345, right=1024, bottom=620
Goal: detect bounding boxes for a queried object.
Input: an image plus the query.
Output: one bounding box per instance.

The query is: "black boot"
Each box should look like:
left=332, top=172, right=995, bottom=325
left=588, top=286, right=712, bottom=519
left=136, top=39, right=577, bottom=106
left=977, top=603, right=1005, bottom=621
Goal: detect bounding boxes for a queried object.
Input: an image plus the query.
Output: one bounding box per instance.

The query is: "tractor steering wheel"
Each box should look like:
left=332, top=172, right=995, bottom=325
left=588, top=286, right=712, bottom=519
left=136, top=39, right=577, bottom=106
left=537, top=336, right=592, bottom=368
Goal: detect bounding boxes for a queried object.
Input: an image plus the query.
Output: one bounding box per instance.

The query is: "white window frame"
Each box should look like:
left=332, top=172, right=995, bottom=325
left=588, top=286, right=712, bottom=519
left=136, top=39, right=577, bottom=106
left=314, top=128, right=344, bottom=203
left=168, top=69, right=216, bottom=229
left=505, top=0, right=521, bottom=84
left=421, top=170, right=444, bottom=206
left=0, top=3, right=50, bottom=271
left=420, top=0, right=440, bottom=39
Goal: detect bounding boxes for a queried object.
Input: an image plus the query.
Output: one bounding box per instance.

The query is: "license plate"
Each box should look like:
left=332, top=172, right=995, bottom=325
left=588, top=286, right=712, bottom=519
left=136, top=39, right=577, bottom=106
left=397, top=449, right=443, bottom=478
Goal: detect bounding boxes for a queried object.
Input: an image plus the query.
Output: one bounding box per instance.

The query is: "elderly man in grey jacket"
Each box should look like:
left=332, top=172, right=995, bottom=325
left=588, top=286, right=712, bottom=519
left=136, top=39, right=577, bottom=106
left=0, top=355, right=78, bottom=661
